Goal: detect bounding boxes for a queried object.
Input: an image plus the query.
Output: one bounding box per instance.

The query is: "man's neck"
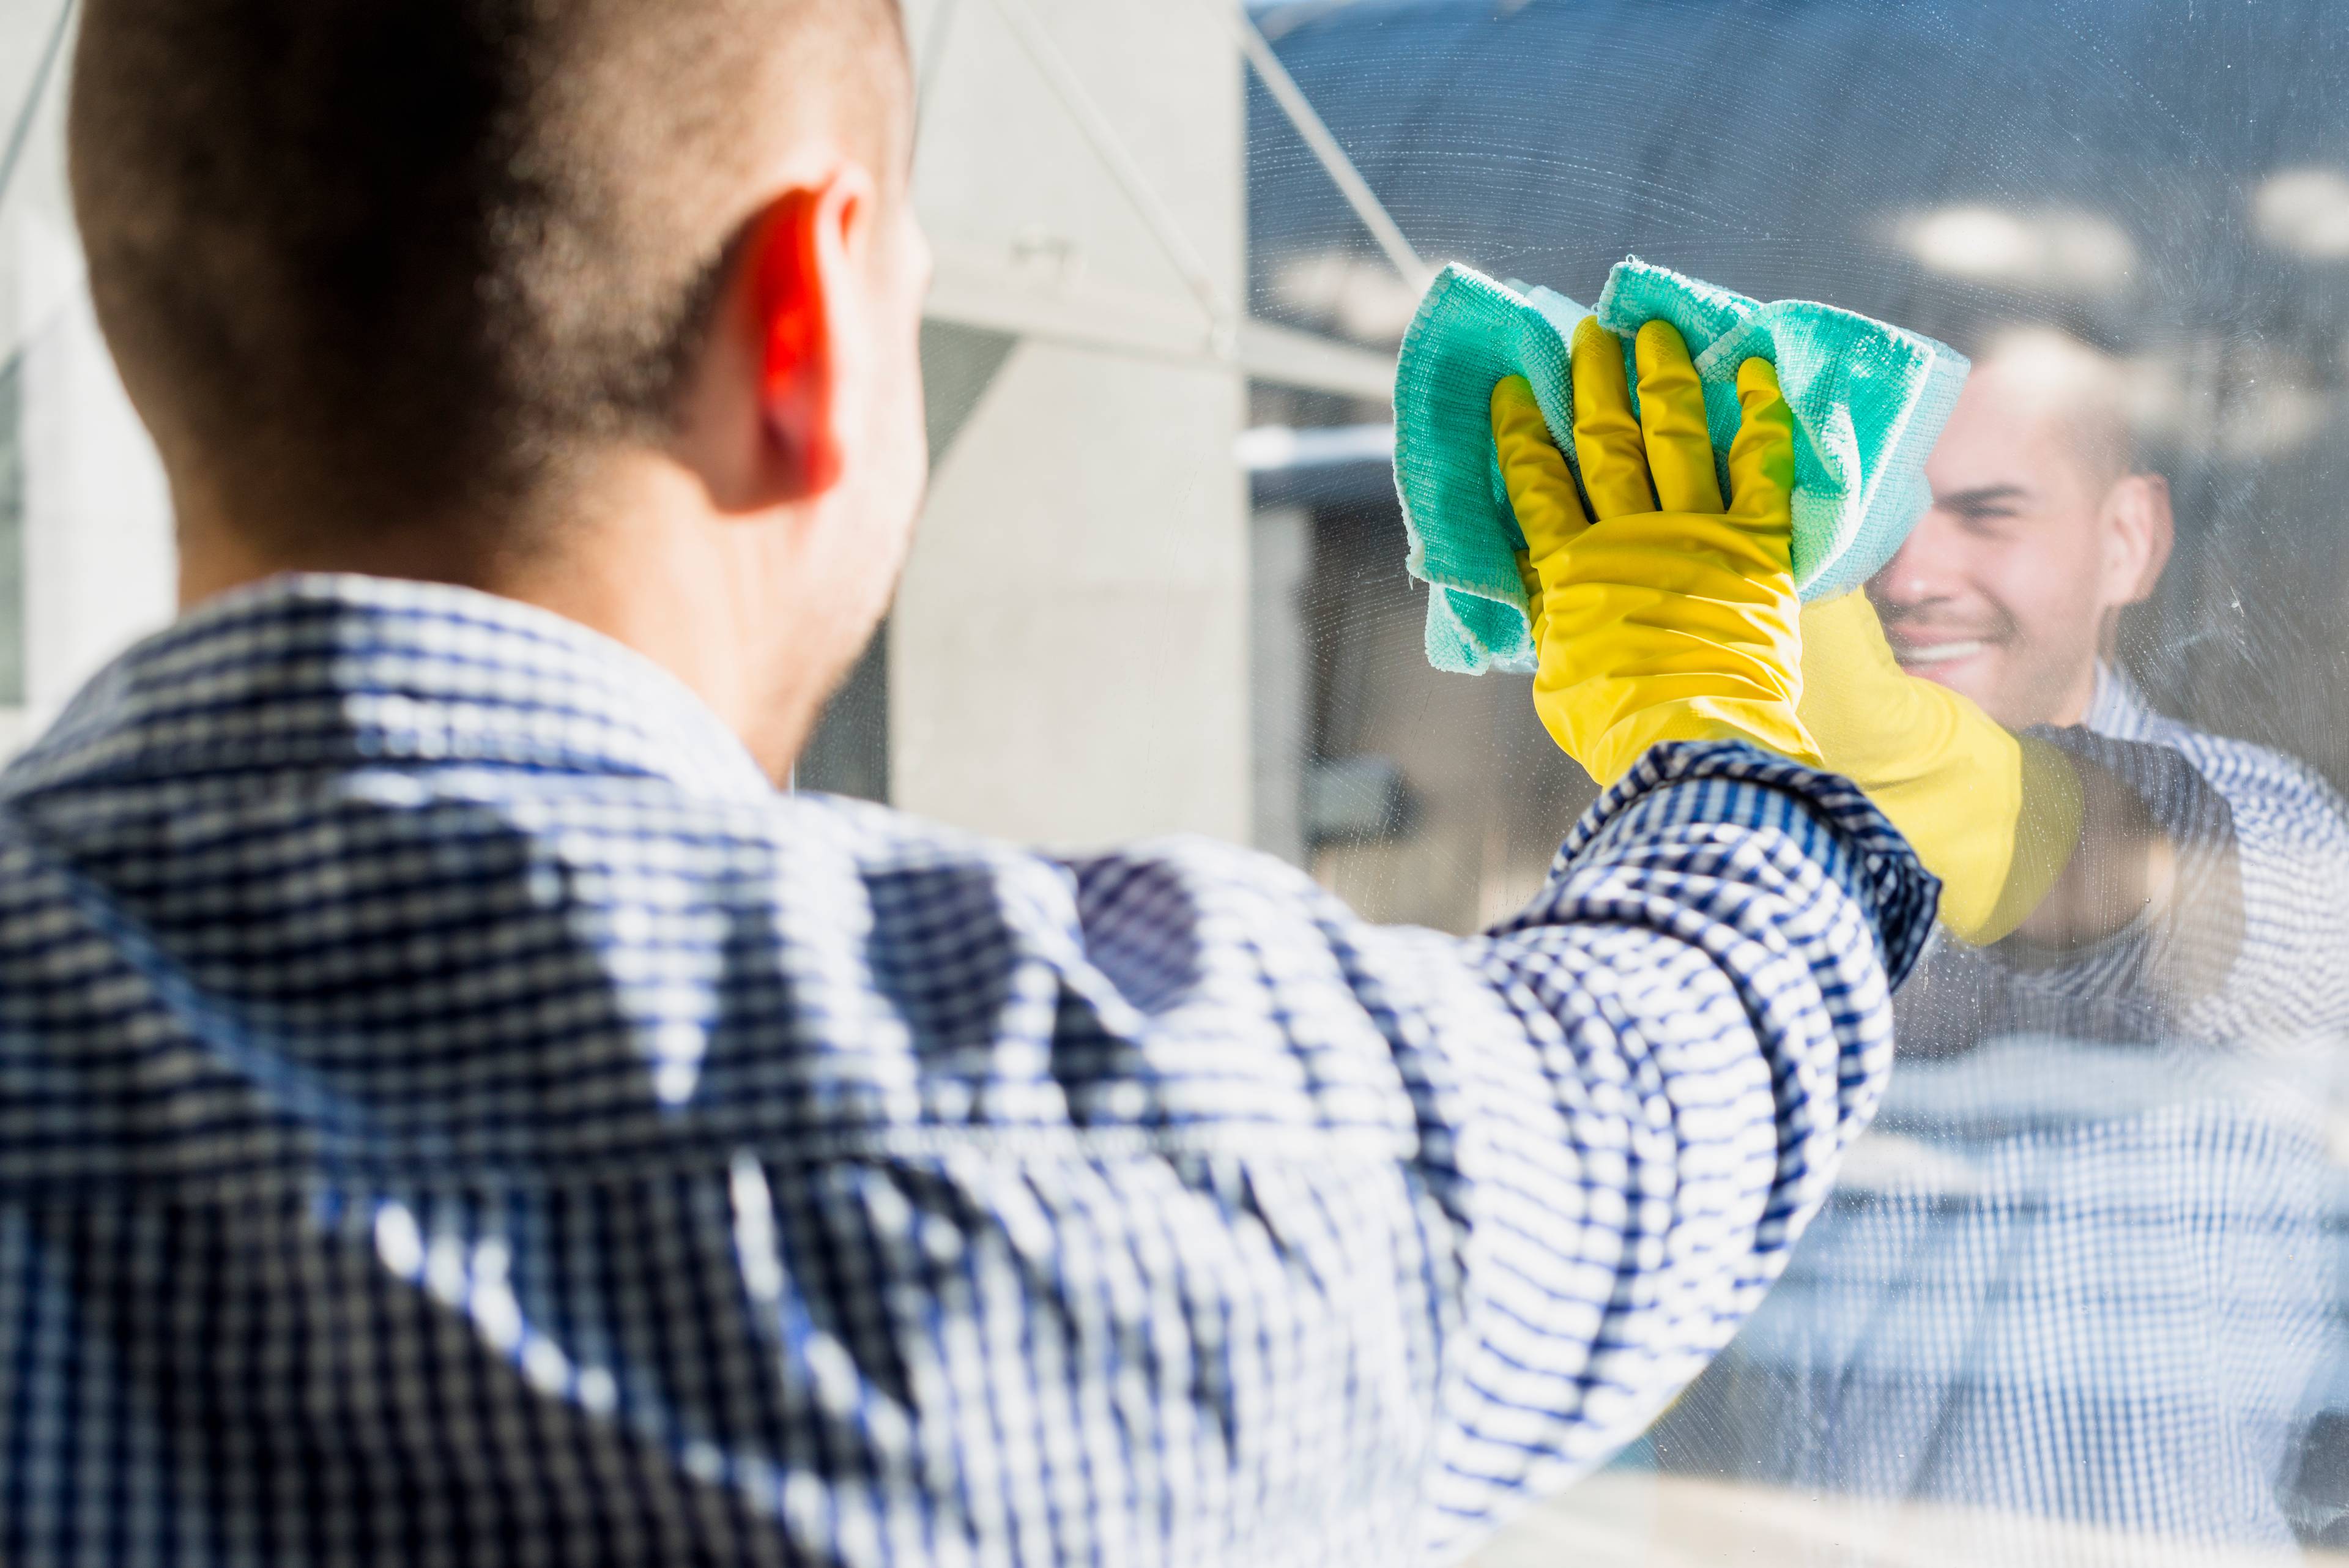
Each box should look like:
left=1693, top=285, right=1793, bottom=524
left=173, top=472, right=840, bottom=783
left=2041, top=660, right=2103, bottom=730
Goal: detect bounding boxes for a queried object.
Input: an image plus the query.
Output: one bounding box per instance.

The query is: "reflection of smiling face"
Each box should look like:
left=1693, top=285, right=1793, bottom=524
left=1868, top=349, right=2170, bottom=730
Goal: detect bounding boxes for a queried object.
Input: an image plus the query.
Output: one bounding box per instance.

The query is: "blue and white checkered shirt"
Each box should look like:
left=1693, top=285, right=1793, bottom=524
left=1657, top=665, right=2349, bottom=1555
left=0, top=575, right=1932, bottom=1566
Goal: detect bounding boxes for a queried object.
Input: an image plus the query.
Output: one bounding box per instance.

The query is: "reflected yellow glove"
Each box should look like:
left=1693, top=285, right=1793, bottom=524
left=1493, top=316, right=1824, bottom=786
left=1797, top=591, right=2085, bottom=944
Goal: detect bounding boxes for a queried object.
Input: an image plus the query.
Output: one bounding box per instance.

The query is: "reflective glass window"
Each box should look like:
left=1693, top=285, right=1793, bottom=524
left=1244, top=2, right=2349, bottom=1561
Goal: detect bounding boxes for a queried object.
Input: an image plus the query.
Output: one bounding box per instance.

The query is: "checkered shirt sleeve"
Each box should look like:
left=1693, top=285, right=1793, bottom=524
left=0, top=576, right=1933, bottom=1567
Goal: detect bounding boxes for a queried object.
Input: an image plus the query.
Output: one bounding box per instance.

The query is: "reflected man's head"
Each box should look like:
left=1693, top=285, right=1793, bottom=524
left=68, top=0, right=929, bottom=771
left=1871, top=329, right=2173, bottom=730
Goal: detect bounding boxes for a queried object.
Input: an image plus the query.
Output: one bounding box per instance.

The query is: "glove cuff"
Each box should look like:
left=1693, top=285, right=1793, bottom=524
left=1589, top=697, right=1825, bottom=785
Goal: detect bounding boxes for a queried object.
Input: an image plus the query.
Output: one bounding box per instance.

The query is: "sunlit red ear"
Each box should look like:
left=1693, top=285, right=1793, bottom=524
left=751, top=189, right=842, bottom=498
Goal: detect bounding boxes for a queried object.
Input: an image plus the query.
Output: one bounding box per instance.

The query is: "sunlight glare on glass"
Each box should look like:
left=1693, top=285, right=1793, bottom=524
left=1896, top=205, right=2136, bottom=295
left=2254, top=167, right=2349, bottom=259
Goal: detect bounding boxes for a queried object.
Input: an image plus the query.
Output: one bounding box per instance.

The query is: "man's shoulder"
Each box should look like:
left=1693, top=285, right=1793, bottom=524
left=2143, top=721, right=2345, bottom=834
left=2092, top=672, right=2347, bottom=828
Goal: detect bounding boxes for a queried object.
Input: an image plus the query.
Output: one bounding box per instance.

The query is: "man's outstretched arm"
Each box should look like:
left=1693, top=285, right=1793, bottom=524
left=0, top=573, right=1923, bottom=1568
left=700, top=729, right=1927, bottom=1564
left=1302, top=741, right=1931, bottom=1551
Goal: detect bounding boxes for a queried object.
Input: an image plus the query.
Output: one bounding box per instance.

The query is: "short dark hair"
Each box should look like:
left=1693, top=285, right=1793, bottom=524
left=70, top=0, right=905, bottom=546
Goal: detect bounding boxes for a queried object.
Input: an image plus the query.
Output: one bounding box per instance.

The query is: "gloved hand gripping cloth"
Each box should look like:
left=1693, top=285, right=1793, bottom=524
left=1394, top=257, right=1970, bottom=674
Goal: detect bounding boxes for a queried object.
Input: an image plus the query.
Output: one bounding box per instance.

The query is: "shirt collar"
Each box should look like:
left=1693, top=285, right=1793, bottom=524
left=2, top=573, right=778, bottom=803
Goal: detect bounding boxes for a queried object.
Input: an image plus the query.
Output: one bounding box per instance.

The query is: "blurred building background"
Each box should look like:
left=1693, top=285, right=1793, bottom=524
left=802, top=0, right=1395, bottom=854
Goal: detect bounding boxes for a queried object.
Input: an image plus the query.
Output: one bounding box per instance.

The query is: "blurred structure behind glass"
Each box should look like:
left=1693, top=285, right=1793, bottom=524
left=0, top=0, right=1396, bottom=850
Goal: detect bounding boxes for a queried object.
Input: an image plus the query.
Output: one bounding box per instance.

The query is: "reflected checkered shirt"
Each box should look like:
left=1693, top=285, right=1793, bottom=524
left=0, top=576, right=1931, bottom=1567
left=1658, top=666, right=2349, bottom=1555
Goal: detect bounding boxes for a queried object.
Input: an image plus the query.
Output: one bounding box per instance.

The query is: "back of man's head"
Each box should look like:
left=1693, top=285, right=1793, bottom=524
left=70, top=0, right=905, bottom=554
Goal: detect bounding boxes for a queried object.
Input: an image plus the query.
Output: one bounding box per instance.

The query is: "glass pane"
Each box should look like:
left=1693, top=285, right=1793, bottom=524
left=1244, top=0, right=2349, bottom=1560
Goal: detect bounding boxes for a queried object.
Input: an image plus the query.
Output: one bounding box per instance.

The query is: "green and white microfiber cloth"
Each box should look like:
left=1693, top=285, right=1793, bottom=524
left=1392, top=256, right=1970, bottom=674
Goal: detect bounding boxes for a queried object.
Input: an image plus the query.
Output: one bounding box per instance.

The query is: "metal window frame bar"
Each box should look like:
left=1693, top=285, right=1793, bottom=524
left=1218, top=2, right=1430, bottom=289
left=931, top=0, right=1413, bottom=401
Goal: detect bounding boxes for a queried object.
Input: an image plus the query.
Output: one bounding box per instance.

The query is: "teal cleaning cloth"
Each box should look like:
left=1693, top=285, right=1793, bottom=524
left=1392, top=257, right=1970, bottom=674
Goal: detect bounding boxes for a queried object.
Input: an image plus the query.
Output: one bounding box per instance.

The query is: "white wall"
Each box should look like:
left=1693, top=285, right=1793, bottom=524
left=893, top=0, right=1251, bottom=849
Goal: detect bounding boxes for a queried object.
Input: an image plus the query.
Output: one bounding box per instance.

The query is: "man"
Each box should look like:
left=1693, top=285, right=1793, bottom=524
left=1, top=2, right=1935, bottom=1563
left=1653, top=327, right=2349, bottom=1554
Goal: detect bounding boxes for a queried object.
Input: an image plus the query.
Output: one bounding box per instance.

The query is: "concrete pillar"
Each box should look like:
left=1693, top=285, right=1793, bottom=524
left=892, top=0, right=1250, bottom=849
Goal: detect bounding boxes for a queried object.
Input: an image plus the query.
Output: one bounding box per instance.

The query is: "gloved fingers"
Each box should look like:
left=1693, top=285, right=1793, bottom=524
left=1568, top=316, right=1656, bottom=521
left=1633, top=321, right=1726, bottom=515
left=1491, top=376, right=1590, bottom=562
left=1724, top=357, right=1796, bottom=536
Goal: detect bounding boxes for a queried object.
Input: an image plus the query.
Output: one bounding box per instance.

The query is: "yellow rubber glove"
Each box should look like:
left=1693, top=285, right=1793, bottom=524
left=1492, top=316, right=1824, bottom=786
left=1797, top=591, right=2085, bottom=945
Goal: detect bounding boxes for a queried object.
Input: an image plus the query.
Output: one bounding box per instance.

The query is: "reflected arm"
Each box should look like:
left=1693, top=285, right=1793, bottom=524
left=2003, top=740, right=2217, bottom=956
left=1995, top=723, right=2349, bottom=1039
left=1795, top=593, right=2244, bottom=974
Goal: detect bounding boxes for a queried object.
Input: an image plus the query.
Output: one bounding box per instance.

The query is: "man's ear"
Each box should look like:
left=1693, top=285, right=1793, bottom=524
left=740, top=166, right=878, bottom=506
left=2103, top=471, right=2174, bottom=609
